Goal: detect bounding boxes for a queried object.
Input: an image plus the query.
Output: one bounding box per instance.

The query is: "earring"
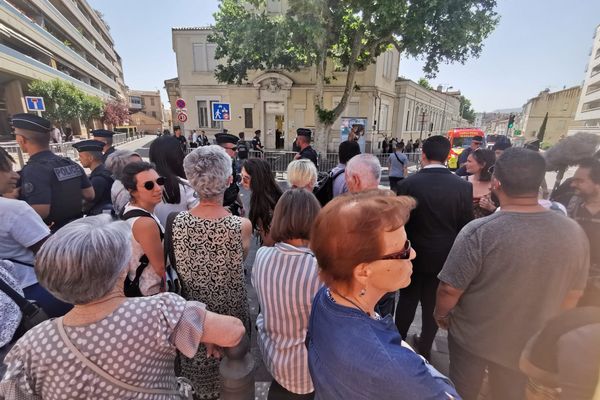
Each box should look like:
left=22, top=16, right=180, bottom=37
left=359, top=288, right=366, bottom=296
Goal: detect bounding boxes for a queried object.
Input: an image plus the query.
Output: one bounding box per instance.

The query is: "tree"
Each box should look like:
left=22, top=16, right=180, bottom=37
left=417, top=78, right=433, bottom=90
left=102, top=100, right=129, bottom=128
left=459, top=95, right=476, bottom=124
left=79, top=94, right=104, bottom=129
left=211, top=0, right=499, bottom=151
left=28, top=79, right=84, bottom=128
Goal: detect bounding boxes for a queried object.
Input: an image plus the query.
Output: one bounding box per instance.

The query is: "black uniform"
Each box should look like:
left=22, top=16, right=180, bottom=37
left=86, top=164, right=114, bottom=215
left=102, top=146, right=116, bottom=163
left=299, top=145, right=319, bottom=168
left=216, top=133, right=243, bottom=216
left=19, top=150, right=91, bottom=232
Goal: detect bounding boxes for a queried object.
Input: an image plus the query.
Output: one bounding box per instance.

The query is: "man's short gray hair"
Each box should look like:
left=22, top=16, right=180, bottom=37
left=184, top=145, right=232, bottom=199
left=346, top=154, right=382, bottom=183
left=35, top=215, right=132, bottom=305
left=105, top=149, right=141, bottom=180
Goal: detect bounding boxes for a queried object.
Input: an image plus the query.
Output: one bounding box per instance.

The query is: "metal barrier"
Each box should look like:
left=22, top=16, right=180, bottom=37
left=1, top=132, right=146, bottom=169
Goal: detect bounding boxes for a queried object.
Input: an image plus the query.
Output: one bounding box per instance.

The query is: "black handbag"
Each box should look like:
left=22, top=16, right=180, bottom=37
left=0, top=275, right=49, bottom=340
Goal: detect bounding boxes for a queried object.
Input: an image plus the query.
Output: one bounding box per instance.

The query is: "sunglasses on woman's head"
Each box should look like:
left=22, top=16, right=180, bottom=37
left=142, top=176, right=166, bottom=191
left=380, top=240, right=412, bottom=260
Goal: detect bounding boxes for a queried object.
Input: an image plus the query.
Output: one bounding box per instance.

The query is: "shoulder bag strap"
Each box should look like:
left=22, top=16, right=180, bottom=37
left=0, top=274, right=32, bottom=310
left=5, top=258, right=35, bottom=268
left=394, top=152, right=405, bottom=165
left=55, top=317, right=180, bottom=396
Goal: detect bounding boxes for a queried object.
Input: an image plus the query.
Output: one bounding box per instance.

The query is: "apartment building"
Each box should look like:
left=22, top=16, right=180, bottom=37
left=0, top=0, right=126, bottom=133
left=571, top=23, right=600, bottom=136
left=128, top=89, right=164, bottom=134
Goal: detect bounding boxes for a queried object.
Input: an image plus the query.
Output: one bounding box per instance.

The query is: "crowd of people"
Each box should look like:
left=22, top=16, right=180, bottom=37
left=0, top=113, right=599, bottom=400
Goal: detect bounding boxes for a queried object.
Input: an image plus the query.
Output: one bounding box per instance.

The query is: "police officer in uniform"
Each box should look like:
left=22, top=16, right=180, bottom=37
left=72, top=139, right=114, bottom=215
left=12, top=114, right=94, bottom=232
left=294, top=128, right=319, bottom=168
left=92, top=129, right=116, bottom=162
left=215, top=133, right=244, bottom=216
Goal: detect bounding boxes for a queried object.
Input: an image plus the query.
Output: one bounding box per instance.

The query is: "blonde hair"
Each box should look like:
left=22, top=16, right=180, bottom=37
left=287, top=159, right=318, bottom=189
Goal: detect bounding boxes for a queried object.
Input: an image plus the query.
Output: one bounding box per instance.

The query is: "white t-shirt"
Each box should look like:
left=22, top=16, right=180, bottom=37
left=0, top=197, right=50, bottom=289
left=154, top=180, right=199, bottom=227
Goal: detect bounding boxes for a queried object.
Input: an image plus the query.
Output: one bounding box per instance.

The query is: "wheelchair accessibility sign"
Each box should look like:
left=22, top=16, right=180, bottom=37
left=211, top=102, right=231, bottom=122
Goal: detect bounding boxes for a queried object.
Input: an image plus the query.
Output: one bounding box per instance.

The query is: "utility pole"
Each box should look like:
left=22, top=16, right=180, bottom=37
left=441, top=85, right=453, bottom=135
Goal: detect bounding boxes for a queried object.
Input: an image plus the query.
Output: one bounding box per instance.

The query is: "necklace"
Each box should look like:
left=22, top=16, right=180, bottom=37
left=329, top=288, right=371, bottom=317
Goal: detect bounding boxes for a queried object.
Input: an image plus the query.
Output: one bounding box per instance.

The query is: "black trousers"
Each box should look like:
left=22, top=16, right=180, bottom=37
left=268, top=380, right=314, bottom=400
left=394, top=272, right=439, bottom=356
left=388, top=176, right=403, bottom=194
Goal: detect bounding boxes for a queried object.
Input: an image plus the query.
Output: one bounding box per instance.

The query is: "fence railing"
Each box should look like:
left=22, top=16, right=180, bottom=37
left=244, top=150, right=421, bottom=175
left=1, top=132, right=145, bottom=168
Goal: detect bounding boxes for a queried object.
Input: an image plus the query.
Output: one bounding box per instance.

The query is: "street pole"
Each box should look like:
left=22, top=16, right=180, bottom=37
left=419, top=111, right=426, bottom=141
left=441, top=86, right=452, bottom=135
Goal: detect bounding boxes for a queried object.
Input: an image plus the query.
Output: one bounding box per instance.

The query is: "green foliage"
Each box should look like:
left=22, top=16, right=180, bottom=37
left=28, top=79, right=105, bottom=128
left=459, top=95, right=476, bottom=124
left=315, top=105, right=336, bottom=125
left=417, top=78, right=433, bottom=90
left=211, top=0, right=499, bottom=126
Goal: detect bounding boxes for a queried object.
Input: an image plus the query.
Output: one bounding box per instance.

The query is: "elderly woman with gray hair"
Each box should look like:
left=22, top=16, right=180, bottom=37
left=105, top=149, right=142, bottom=215
left=171, top=145, right=252, bottom=399
left=0, top=215, right=245, bottom=399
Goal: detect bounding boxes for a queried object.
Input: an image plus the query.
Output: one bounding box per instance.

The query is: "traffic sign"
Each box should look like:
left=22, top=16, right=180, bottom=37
left=25, top=96, right=45, bottom=112
left=211, top=102, right=231, bottom=121
left=177, top=113, right=188, bottom=123
left=175, top=98, right=186, bottom=109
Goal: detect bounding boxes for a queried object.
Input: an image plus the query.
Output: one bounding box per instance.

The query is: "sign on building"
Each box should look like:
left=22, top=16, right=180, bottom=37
left=25, top=96, right=45, bottom=112
left=211, top=102, right=231, bottom=122
left=177, top=113, right=188, bottom=123
left=175, top=98, right=186, bottom=109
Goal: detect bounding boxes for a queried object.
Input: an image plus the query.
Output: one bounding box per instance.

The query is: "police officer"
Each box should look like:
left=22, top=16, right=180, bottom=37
left=72, top=139, right=114, bottom=215
left=12, top=113, right=94, bottom=232
left=294, top=128, right=319, bottom=168
left=215, top=132, right=244, bottom=216
left=92, top=129, right=116, bottom=162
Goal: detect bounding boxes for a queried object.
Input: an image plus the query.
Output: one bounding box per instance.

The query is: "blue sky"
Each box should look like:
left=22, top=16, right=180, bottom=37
left=88, top=0, right=600, bottom=112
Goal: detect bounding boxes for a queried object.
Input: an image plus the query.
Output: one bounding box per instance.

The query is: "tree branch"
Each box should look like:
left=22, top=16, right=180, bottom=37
left=331, top=28, right=363, bottom=121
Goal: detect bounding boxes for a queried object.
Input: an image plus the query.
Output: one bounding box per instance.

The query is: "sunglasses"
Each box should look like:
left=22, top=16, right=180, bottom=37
left=142, top=176, right=166, bottom=191
left=380, top=240, right=412, bottom=260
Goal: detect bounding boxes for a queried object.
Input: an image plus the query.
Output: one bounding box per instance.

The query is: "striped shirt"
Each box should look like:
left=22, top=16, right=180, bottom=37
left=251, top=242, right=322, bottom=394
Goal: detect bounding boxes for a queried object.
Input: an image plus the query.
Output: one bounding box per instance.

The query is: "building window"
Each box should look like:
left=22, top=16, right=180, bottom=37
left=152, top=111, right=157, bottom=118
left=244, top=108, right=253, bottom=129
left=193, top=44, right=218, bottom=72
left=151, top=98, right=155, bottom=106
left=406, top=110, right=410, bottom=130
left=197, top=100, right=209, bottom=128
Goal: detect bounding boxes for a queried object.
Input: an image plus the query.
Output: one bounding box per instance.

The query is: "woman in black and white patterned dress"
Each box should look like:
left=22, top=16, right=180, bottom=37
left=172, top=145, right=253, bottom=400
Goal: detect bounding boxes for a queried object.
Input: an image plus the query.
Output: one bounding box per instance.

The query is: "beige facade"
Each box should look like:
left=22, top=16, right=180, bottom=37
left=521, top=86, right=581, bottom=145
left=571, top=24, right=600, bottom=136
left=129, top=111, right=162, bottom=135
left=0, top=0, right=126, bottom=135
left=171, top=27, right=400, bottom=152
left=392, top=79, right=462, bottom=141
left=128, top=89, right=164, bottom=128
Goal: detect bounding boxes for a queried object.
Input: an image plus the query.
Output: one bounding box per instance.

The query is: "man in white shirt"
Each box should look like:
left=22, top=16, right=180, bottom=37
left=0, top=147, right=70, bottom=317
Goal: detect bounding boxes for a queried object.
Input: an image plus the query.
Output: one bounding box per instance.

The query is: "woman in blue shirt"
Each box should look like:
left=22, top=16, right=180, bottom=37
left=307, top=189, right=460, bottom=399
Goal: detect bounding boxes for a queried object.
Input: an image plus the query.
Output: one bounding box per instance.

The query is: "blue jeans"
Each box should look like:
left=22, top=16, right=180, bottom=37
left=23, top=283, right=72, bottom=318
left=448, top=334, right=526, bottom=400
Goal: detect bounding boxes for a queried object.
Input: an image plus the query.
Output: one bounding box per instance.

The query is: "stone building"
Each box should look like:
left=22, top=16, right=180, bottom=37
left=0, top=0, right=126, bottom=135
left=128, top=89, right=164, bottom=130
left=170, top=26, right=400, bottom=152
left=392, top=79, right=462, bottom=142
left=521, top=86, right=581, bottom=145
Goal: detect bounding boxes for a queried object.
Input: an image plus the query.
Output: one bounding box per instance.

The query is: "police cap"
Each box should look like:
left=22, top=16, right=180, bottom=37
left=72, top=140, right=105, bottom=153
left=297, top=128, right=312, bottom=139
left=91, top=129, right=114, bottom=138
left=11, top=113, right=52, bottom=134
left=215, top=133, right=239, bottom=145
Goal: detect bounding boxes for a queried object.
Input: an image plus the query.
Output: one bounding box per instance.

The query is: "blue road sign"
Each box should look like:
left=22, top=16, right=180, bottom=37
left=211, top=102, right=231, bottom=121
left=25, top=96, right=46, bottom=112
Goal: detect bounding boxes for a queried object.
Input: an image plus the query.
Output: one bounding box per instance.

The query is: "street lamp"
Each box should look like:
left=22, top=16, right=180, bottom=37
left=441, top=86, right=453, bottom=135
